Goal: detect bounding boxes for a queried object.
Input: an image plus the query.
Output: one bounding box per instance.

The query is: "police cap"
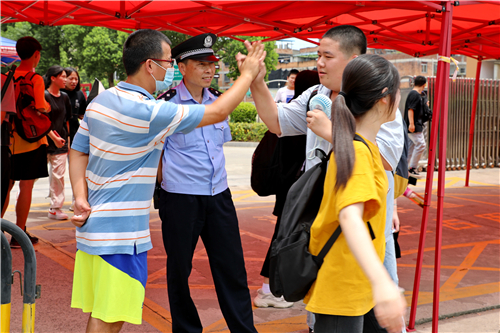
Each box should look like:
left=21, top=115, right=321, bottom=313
left=172, top=33, right=219, bottom=63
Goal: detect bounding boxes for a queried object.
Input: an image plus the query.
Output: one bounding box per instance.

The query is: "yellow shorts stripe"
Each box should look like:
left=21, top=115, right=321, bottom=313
left=71, top=250, right=146, bottom=325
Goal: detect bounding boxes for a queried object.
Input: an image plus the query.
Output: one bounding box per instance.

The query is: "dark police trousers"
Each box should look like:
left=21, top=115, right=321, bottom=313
left=159, top=188, right=257, bottom=333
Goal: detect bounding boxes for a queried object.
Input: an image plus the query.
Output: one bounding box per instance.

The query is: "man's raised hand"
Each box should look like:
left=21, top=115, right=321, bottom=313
left=236, top=40, right=266, bottom=82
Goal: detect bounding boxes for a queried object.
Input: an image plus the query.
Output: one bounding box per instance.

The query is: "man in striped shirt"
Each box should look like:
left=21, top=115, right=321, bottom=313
left=69, top=29, right=264, bottom=332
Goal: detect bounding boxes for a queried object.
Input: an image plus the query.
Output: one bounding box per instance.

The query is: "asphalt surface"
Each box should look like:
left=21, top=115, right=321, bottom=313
left=2, top=145, right=499, bottom=332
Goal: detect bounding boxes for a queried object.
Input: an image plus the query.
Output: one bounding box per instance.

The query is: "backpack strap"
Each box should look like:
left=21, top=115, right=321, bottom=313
left=353, top=134, right=372, bottom=154
left=306, top=86, right=320, bottom=112
left=312, top=134, right=375, bottom=267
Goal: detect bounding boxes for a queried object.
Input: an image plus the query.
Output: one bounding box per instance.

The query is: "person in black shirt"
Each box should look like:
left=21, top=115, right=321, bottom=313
left=44, top=65, right=72, bottom=220
left=404, top=76, right=427, bottom=176
left=62, top=67, right=87, bottom=144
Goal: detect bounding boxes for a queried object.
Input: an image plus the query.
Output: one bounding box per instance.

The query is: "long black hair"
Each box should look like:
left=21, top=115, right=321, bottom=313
left=63, top=67, right=81, bottom=91
left=44, top=65, right=65, bottom=89
left=332, top=54, right=400, bottom=189
left=291, top=70, right=320, bottom=101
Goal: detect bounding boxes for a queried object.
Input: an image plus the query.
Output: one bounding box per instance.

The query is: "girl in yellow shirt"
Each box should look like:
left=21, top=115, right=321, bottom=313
left=304, top=54, right=406, bottom=333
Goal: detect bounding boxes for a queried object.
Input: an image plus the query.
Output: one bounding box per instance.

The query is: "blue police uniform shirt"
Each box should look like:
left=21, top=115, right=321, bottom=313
left=160, top=81, right=232, bottom=196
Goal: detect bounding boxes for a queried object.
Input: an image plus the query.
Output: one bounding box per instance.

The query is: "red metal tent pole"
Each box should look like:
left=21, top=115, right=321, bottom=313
left=407, top=2, right=452, bottom=331
left=465, top=57, right=483, bottom=186
left=432, top=3, right=453, bottom=332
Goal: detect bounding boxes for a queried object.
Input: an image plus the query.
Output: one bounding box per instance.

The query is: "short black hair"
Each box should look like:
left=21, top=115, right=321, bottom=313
left=414, top=75, right=427, bottom=87
left=123, top=29, right=171, bottom=76
left=288, top=69, right=299, bottom=77
left=16, top=36, right=42, bottom=60
left=64, top=67, right=81, bottom=91
left=322, top=25, right=367, bottom=57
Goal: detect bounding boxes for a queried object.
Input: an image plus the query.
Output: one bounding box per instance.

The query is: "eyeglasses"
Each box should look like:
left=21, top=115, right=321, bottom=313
left=142, top=58, right=175, bottom=65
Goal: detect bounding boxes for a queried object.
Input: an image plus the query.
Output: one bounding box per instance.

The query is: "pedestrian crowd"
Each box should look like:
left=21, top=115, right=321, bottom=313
left=1, top=25, right=431, bottom=333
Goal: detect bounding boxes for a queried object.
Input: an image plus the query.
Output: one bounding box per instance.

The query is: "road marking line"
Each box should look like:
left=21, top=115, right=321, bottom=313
left=233, top=192, right=258, bottom=202
left=142, top=297, right=172, bottom=332
left=397, top=264, right=499, bottom=272
left=401, top=239, right=500, bottom=256
left=447, top=195, right=500, bottom=207
left=240, top=229, right=272, bottom=243
left=405, top=282, right=500, bottom=305
left=440, top=243, right=489, bottom=291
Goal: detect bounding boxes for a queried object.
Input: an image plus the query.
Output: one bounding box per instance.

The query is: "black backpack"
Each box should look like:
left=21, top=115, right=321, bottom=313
left=269, top=135, right=374, bottom=302
left=250, top=88, right=318, bottom=196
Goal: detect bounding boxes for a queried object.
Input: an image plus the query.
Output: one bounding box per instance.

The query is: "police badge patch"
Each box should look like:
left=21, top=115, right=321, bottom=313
left=204, top=35, right=213, bottom=48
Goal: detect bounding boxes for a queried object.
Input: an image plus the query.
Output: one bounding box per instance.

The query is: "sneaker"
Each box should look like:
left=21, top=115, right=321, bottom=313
left=409, top=168, right=420, bottom=176
left=69, top=205, right=74, bottom=212
left=48, top=208, right=69, bottom=220
left=253, top=289, right=294, bottom=308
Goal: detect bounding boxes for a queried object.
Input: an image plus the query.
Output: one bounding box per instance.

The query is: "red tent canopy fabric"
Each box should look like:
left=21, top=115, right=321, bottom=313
left=1, top=1, right=499, bottom=60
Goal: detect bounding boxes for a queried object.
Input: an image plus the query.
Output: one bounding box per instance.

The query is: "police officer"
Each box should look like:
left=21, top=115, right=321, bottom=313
left=157, top=33, right=257, bottom=333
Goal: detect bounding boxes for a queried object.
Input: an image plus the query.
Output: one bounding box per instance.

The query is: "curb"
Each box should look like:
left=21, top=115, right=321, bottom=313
left=224, top=141, right=259, bottom=147
left=413, top=304, right=500, bottom=326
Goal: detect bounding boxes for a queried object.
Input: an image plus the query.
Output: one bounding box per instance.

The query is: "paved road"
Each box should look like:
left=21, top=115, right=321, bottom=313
left=3, top=145, right=499, bottom=332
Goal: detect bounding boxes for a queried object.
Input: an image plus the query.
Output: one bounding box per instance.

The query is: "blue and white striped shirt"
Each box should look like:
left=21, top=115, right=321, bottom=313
left=71, top=81, right=204, bottom=255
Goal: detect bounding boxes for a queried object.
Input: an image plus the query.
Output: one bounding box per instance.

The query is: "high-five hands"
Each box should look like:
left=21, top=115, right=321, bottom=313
left=236, top=40, right=267, bottom=83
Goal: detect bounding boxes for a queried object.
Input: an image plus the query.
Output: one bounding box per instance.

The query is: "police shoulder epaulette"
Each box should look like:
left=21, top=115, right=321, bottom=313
left=208, top=87, right=222, bottom=97
left=158, top=88, right=177, bottom=101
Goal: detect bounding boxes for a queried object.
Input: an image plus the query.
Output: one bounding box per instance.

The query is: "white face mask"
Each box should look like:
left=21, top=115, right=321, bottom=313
left=150, top=60, right=175, bottom=92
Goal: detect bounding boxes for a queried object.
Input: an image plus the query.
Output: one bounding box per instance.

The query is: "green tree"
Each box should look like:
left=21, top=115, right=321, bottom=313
left=80, top=27, right=128, bottom=87
left=218, top=36, right=278, bottom=81
left=1, top=22, right=63, bottom=75
left=162, top=31, right=191, bottom=48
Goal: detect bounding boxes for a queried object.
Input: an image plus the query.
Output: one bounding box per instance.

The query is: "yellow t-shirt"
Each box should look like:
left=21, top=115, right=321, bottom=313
left=11, top=70, right=50, bottom=155
left=304, top=134, right=388, bottom=316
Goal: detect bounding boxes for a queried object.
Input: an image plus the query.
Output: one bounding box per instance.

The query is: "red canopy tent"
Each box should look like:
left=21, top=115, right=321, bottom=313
left=2, top=2, right=499, bottom=332
left=1, top=1, right=499, bottom=59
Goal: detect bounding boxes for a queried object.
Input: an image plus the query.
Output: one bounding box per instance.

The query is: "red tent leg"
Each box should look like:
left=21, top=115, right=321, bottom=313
left=407, top=2, right=453, bottom=331
left=432, top=4, right=453, bottom=333
left=465, top=58, right=483, bottom=186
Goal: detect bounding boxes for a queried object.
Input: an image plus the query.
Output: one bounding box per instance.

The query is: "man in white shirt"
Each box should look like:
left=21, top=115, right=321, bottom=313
left=274, top=69, right=298, bottom=103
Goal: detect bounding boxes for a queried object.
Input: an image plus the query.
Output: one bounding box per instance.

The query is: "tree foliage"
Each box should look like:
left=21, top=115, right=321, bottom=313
left=1, top=22, right=63, bottom=75
left=2, top=23, right=127, bottom=87
left=80, top=27, right=128, bottom=87
left=1, top=24, right=279, bottom=87
left=218, top=36, right=278, bottom=82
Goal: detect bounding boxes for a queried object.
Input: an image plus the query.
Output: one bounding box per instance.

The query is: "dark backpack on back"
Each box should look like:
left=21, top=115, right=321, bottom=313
left=13, top=71, right=52, bottom=143
left=251, top=88, right=318, bottom=196
left=269, top=135, right=372, bottom=302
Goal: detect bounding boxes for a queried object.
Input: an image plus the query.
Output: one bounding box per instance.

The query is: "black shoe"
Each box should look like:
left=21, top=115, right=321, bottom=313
left=309, top=328, right=314, bottom=333
left=409, top=168, right=420, bottom=176
left=26, top=232, right=39, bottom=244
left=9, top=232, right=38, bottom=249
left=9, top=238, right=21, bottom=249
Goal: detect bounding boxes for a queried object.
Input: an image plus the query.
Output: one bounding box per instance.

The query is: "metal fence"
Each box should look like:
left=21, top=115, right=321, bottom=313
left=401, top=77, right=499, bottom=170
